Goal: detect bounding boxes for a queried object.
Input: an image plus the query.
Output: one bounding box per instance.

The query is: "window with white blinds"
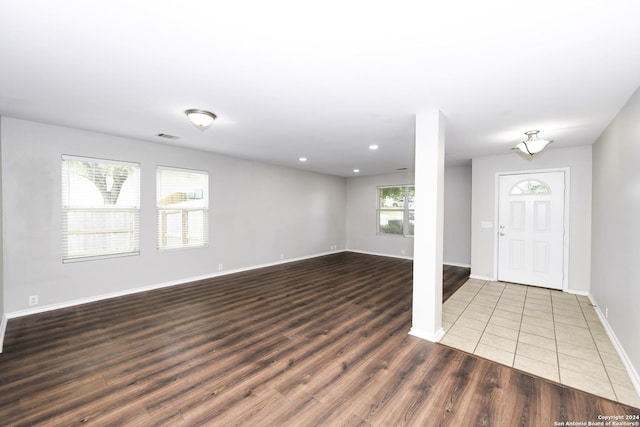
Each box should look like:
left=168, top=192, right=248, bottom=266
left=157, top=166, right=209, bottom=250
left=62, top=155, right=140, bottom=262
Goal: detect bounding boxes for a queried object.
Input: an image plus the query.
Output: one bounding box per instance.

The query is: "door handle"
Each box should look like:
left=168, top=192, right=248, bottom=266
left=499, top=232, right=505, bottom=236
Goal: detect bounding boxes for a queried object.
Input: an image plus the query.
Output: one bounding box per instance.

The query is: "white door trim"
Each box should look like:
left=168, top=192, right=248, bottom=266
left=493, top=167, right=571, bottom=292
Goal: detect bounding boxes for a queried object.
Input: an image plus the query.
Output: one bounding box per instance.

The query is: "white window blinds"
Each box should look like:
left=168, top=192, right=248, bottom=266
left=157, top=166, right=209, bottom=250
left=62, top=156, right=140, bottom=262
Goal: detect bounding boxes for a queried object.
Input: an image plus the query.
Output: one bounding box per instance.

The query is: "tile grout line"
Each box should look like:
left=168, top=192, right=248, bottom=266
left=471, top=281, right=509, bottom=356
left=521, top=286, right=559, bottom=381
left=557, top=293, right=636, bottom=404
left=579, top=296, right=620, bottom=402
left=551, top=291, right=561, bottom=385
left=470, top=281, right=493, bottom=354
left=510, top=284, right=527, bottom=368
left=444, top=279, right=486, bottom=332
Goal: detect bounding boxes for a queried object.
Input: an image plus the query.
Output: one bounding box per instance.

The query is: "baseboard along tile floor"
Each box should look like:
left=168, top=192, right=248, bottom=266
left=440, top=279, right=640, bottom=408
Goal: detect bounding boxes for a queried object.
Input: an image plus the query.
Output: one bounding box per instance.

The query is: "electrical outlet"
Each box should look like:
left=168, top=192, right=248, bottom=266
left=28, top=295, right=38, bottom=306
left=218, top=263, right=223, bottom=271
left=605, top=306, right=609, bottom=319
left=280, top=253, right=285, bottom=260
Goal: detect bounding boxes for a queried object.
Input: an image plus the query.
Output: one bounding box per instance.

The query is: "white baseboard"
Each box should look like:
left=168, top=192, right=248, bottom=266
left=588, top=294, right=640, bottom=398
left=469, top=274, right=494, bottom=281
left=346, top=248, right=413, bottom=260
left=443, top=261, right=471, bottom=268
left=409, top=326, right=445, bottom=343
left=6, top=250, right=347, bottom=320
left=0, top=315, right=7, bottom=353
left=566, top=289, right=590, bottom=297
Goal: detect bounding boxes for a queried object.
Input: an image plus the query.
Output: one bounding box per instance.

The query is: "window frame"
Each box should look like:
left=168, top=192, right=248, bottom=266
left=377, top=185, right=415, bottom=237
left=61, top=155, right=141, bottom=263
left=156, top=166, right=209, bottom=251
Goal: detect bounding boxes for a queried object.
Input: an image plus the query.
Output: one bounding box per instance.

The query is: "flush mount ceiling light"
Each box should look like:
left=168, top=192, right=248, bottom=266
left=185, top=109, right=217, bottom=131
left=512, top=130, right=553, bottom=157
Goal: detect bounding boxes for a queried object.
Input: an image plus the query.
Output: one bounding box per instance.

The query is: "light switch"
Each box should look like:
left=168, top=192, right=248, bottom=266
left=481, top=221, right=493, bottom=229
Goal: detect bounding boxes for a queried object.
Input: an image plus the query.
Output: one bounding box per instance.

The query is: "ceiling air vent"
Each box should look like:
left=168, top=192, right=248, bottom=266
left=156, top=133, right=181, bottom=140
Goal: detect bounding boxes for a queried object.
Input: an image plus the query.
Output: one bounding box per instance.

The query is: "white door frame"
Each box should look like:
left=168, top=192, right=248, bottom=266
left=493, top=167, right=571, bottom=292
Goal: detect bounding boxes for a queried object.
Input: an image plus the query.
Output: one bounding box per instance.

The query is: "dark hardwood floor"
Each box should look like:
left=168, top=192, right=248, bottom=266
left=1, top=252, right=637, bottom=426
left=442, top=264, right=470, bottom=302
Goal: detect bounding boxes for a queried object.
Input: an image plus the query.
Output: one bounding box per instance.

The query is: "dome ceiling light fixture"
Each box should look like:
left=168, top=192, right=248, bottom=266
left=185, top=109, right=217, bottom=131
left=512, top=130, right=553, bottom=157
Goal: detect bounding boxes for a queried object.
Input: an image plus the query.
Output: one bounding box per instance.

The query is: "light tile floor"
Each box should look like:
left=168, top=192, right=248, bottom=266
left=441, top=278, right=640, bottom=408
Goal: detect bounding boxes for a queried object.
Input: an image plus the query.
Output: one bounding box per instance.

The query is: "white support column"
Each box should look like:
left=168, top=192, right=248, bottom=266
left=409, top=109, right=445, bottom=342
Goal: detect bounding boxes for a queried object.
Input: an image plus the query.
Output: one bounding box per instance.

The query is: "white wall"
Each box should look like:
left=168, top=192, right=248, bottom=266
left=0, top=117, right=5, bottom=349
left=443, top=165, right=471, bottom=266
left=345, top=171, right=415, bottom=258
left=345, top=167, right=472, bottom=264
left=1, top=117, right=347, bottom=314
left=591, top=86, right=640, bottom=381
left=471, top=146, right=592, bottom=294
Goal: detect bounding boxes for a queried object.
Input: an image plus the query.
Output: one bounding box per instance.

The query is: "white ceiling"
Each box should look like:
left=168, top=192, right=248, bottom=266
left=1, top=1, right=640, bottom=176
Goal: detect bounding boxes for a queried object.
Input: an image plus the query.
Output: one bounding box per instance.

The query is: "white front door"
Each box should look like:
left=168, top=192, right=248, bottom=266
left=497, top=171, right=565, bottom=289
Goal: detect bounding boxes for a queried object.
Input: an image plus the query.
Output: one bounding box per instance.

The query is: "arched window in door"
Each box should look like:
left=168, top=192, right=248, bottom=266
left=510, top=179, right=550, bottom=195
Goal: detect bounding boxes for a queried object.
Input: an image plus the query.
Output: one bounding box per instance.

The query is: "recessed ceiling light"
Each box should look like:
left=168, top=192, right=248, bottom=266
left=299, top=157, right=308, bottom=162
left=369, top=144, right=379, bottom=150
left=353, top=169, right=360, bottom=173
